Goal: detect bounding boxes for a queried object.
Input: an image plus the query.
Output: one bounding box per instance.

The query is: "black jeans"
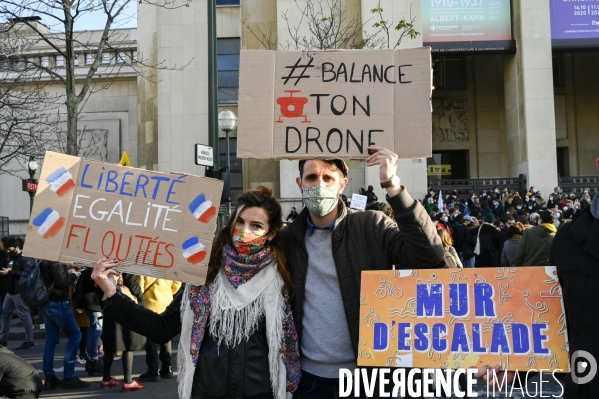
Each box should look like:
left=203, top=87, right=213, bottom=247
left=145, top=339, right=172, bottom=372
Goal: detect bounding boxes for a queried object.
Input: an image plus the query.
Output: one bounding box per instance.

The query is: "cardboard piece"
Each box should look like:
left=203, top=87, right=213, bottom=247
left=23, top=151, right=223, bottom=285
left=358, top=267, right=569, bottom=371
left=350, top=193, right=368, bottom=211
left=237, top=48, right=432, bottom=160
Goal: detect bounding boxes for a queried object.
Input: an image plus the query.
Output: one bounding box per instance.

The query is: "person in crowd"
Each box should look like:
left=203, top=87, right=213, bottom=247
left=92, top=187, right=301, bottom=398
left=0, top=238, right=34, bottom=350
left=137, top=277, right=181, bottom=382
left=437, top=228, right=462, bottom=268
left=470, top=213, right=501, bottom=267
left=436, top=212, right=454, bottom=245
left=546, top=193, right=558, bottom=210
left=490, top=198, right=504, bottom=217
left=498, top=215, right=515, bottom=255
left=0, top=343, right=43, bottom=399
left=365, top=185, right=378, bottom=204
left=365, top=202, right=394, bottom=219
left=279, top=146, right=444, bottom=397
left=513, top=210, right=556, bottom=266
left=70, top=281, right=90, bottom=367
left=501, top=222, right=525, bottom=266
left=553, top=186, right=563, bottom=200
left=469, top=196, right=482, bottom=218
left=423, top=187, right=435, bottom=203
left=74, top=267, right=104, bottom=376
left=99, top=272, right=146, bottom=391
left=38, top=261, right=89, bottom=390
left=549, top=158, right=599, bottom=399
left=287, top=207, right=299, bottom=222
left=458, top=198, right=470, bottom=216
left=455, top=215, right=476, bottom=268
left=580, top=188, right=592, bottom=203
left=424, top=197, right=436, bottom=213
left=499, top=187, right=510, bottom=207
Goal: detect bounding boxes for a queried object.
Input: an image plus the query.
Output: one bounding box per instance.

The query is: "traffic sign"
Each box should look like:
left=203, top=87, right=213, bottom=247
left=195, top=144, right=214, bottom=167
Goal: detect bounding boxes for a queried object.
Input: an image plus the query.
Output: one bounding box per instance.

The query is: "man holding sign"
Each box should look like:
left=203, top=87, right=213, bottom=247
left=281, top=146, right=445, bottom=397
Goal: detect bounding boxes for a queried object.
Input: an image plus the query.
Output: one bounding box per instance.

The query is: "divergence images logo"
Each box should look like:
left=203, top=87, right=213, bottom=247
left=181, top=237, right=206, bottom=264
left=32, top=207, right=66, bottom=239
left=188, top=194, right=217, bottom=224
left=571, top=350, right=597, bottom=385
left=47, top=167, right=75, bottom=197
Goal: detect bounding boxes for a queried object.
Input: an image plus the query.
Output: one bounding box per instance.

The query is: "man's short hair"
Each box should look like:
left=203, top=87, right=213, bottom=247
left=298, top=159, right=348, bottom=179
left=539, top=210, right=556, bottom=224
left=6, top=237, right=23, bottom=249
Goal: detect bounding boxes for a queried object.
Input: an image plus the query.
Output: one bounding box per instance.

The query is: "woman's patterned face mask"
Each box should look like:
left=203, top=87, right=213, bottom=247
left=232, top=229, right=267, bottom=255
left=301, top=186, right=339, bottom=217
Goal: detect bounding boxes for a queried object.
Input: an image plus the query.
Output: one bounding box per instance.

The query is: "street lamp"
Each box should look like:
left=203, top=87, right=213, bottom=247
left=218, top=110, right=238, bottom=218
left=24, top=156, right=39, bottom=215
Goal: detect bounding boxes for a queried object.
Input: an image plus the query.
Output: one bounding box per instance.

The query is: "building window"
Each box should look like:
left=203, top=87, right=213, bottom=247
left=41, top=56, right=50, bottom=68
left=85, top=54, right=95, bottom=65
left=432, top=56, right=466, bottom=91
left=552, top=54, right=565, bottom=88
left=217, top=38, right=240, bottom=104
left=117, top=51, right=129, bottom=63
left=74, top=55, right=80, bottom=66
left=427, top=150, right=470, bottom=180
left=0, top=59, right=6, bottom=69
left=55, top=55, right=64, bottom=67
left=219, top=137, right=242, bottom=203
left=11, top=59, right=20, bottom=70
left=216, top=0, right=240, bottom=5
left=101, top=53, right=111, bottom=64
left=132, top=51, right=137, bottom=62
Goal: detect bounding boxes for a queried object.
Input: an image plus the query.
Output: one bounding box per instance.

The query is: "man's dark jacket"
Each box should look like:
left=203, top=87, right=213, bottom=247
left=280, top=188, right=445, bottom=357
left=5, top=254, right=35, bottom=295
left=550, top=206, right=599, bottom=399
left=39, top=261, right=76, bottom=302
left=0, top=345, right=43, bottom=399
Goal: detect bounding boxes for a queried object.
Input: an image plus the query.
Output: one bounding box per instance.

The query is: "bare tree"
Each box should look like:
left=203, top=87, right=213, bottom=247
left=0, top=26, right=60, bottom=175
left=371, top=2, right=420, bottom=49
left=244, top=0, right=419, bottom=51
left=0, top=0, right=190, bottom=156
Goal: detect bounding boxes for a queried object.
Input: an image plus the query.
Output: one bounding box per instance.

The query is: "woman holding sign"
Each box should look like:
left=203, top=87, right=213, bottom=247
left=91, top=187, right=301, bottom=399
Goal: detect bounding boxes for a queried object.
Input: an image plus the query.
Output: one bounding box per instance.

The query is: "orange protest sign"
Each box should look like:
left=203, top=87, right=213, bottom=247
left=358, top=267, right=569, bottom=372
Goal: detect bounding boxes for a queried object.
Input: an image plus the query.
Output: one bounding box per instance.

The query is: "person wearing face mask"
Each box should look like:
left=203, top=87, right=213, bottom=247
left=423, top=187, right=435, bottom=203
left=0, top=238, right=35, bottom=350
left=91, top=187, right=301, bottom=398
left=278, top=146, right=444, bottom=398
left=424, top=197, right=436, bottom=213
left=491, top=198, right=504, bottom=217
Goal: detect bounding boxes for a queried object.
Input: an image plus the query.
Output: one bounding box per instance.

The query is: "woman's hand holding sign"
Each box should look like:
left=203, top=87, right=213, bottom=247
left=91, top=257, right=119, bottom=298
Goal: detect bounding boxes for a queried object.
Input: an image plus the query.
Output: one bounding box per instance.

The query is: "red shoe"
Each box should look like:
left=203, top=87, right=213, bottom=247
left=100, top=378, right=122, bottom=389
left=122, top=380, right=146, bottom=391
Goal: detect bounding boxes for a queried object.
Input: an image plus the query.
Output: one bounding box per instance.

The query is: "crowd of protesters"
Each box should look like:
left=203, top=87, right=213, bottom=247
left=422, top=185, right=595, bottom=268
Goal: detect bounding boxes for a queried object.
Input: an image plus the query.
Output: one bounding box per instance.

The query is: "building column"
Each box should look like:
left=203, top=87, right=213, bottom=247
left=503, top=0, right=558, bottom=195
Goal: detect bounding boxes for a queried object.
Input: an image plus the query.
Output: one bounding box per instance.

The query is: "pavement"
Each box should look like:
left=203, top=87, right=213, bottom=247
left=4, top=317, right=564, bottom=399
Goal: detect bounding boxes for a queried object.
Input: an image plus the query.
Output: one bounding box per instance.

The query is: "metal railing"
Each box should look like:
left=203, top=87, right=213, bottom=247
left=558, top=175, right=599, bottom=196
left=428, top=174, right=527, bottom=199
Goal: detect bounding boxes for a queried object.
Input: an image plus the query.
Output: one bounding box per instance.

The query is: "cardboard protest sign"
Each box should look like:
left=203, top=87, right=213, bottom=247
left=358, top=267, right=569, bottom=372
left=238, top=48, right=432, bottom=160
left=350, top=193, right=368, bottom=211
left=23, top=151, right=223, bottom=285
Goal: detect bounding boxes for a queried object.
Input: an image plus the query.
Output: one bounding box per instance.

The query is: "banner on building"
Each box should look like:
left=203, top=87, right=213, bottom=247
left=422, top=0, right=515, bottom=53
left=551, top=0, right=599, bottom=49
left=358, top=267, right=569, bottom=371
left=237, top=48, right=432, bottom=160
left=23, top=151, right=223, bottom=285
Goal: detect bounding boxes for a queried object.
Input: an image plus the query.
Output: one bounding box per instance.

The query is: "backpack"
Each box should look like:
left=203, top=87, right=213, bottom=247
left=19, top=260, right=53, bottom=307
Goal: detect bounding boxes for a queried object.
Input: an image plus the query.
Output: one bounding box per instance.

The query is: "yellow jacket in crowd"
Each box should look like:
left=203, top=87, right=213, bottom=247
left=138, top=277, right=182, bottom=313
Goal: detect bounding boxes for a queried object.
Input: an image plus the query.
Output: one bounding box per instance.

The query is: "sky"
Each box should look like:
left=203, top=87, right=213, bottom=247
left=36, top=1, right=137, bottom=32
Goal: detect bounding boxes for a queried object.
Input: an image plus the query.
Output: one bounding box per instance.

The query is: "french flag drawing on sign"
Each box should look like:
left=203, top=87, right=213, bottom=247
left=32, top=207, right=66, bottom=239
left=46, top=167, right=75, bottom=197
left=181, top=237, right=207, bottom=264
left=188, top=193, right=217, bottom=223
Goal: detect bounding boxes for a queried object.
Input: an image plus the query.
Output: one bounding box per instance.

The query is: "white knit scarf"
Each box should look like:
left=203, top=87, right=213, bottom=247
left=177, top=262, right=289, bottom=399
